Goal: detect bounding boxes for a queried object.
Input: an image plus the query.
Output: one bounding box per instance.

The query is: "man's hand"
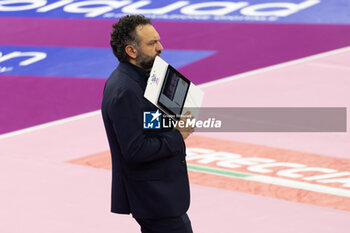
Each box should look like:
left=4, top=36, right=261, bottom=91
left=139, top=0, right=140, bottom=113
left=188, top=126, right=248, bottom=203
left=175, top=111, right=195, bottom=140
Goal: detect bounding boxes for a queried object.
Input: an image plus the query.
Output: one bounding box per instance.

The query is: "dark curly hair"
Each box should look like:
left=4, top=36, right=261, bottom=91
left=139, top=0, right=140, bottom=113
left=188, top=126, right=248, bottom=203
left=110, top=15, right=152, bottom=62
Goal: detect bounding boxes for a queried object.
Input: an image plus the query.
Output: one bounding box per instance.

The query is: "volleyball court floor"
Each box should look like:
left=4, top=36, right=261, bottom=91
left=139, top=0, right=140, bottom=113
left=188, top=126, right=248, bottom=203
left=1, top=1, right=350, bottom=233
left=1, top=47, right=349, bottom=232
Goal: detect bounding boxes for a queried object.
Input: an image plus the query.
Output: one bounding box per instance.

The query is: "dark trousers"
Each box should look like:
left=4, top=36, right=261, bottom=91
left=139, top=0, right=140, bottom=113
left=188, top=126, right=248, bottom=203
left=134, top=214, right=193, bottom=233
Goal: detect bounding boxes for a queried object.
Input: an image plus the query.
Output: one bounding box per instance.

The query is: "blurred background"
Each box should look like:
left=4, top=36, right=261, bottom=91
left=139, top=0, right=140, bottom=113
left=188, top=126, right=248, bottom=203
left=1, top=1, right=350, bottom=232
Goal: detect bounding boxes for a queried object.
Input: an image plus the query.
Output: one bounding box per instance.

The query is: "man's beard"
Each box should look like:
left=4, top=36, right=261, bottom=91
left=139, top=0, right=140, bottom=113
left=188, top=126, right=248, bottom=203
left=136, top=50, right=160, bottom=70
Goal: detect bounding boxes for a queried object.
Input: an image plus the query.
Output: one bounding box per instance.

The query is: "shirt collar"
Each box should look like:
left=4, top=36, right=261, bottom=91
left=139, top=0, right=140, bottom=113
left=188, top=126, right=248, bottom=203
left=117, top=62, right=150, bottom=90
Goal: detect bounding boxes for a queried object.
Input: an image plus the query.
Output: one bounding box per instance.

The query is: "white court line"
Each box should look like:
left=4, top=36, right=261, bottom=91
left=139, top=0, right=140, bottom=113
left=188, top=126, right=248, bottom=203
left=199, top=46, right=350, bottom=88
left=1, top=46, right=349, bottom=140
left=188, top=164, right=350, bottom=198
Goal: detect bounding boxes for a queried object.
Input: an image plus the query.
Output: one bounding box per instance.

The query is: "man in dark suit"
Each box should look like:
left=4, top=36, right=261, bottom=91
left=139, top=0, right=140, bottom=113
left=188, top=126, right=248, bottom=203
left=101, top=15, right=194, bottom=233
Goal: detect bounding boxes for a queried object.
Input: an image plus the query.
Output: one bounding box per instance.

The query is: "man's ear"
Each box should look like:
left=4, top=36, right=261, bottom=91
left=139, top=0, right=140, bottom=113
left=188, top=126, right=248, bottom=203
left=125, top=45, right=138, bottom=60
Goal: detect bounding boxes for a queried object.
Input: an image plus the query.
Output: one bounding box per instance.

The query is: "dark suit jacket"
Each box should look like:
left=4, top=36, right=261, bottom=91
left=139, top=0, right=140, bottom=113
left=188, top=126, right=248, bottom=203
left=101, top=62, right=190, bottom=219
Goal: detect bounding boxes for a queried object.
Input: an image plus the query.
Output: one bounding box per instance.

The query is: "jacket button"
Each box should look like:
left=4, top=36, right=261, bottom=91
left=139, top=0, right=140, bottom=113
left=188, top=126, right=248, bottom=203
left=181, top=160, right=186, bottom=164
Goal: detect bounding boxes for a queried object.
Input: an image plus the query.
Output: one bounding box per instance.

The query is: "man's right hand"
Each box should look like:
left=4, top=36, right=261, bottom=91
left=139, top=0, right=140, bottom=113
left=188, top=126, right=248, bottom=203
left=175, top=111, right=195, bottom=140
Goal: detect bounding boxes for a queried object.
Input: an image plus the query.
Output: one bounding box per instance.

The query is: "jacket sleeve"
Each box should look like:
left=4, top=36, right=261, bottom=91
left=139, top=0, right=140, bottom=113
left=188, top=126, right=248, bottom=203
left=109, top=89, right=185, bottom=164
